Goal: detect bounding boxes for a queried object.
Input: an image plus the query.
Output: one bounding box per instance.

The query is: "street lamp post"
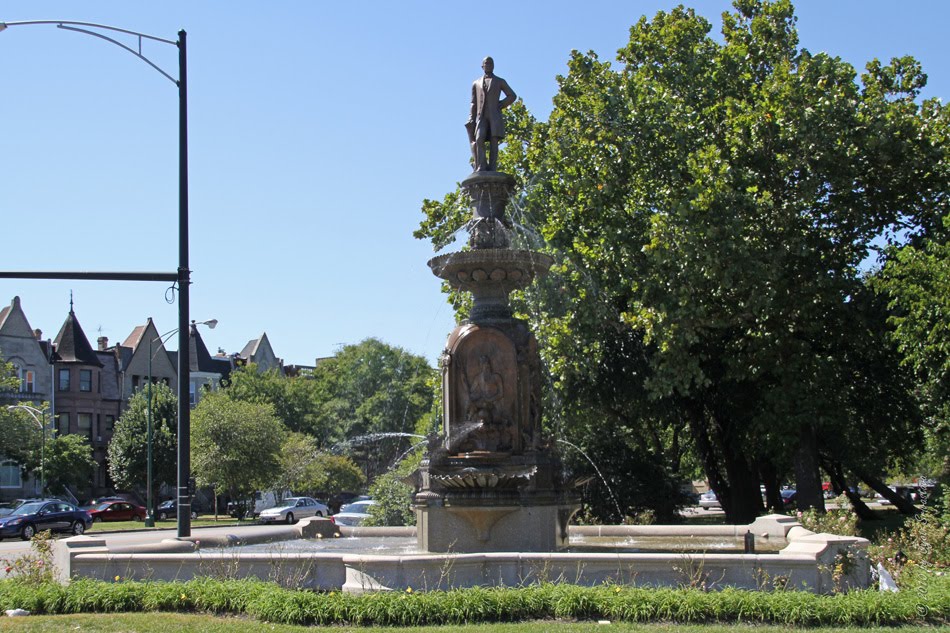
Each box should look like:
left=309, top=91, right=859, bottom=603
left=0, top=20, right=194, bottom=537
left=145, top=319, right=216, bottom=528
left=7, top=404, right=48, bottom=495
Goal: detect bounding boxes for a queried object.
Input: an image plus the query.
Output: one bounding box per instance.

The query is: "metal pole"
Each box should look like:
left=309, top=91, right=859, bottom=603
left=145, top=339, right=154, bottom=527
left=176, top=29, right=192, bottom=539
left=40, top=410, right=45, bottom=495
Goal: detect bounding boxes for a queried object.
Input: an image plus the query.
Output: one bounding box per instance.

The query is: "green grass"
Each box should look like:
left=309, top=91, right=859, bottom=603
left=0, top=614, right=944, bottom=633
left=1, top=576, right=947, bottom=627
left=85, top=517, right=248, bottom=533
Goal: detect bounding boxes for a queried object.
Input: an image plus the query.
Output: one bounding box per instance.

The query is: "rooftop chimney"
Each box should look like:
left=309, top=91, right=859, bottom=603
left=33, top=328, right=42, bottom=340
left=98, top=336, right=109, bottom=351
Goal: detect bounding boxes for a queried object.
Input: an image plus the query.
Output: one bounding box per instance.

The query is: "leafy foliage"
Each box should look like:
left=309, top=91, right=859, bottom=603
left=107, top=383, right=178, bottom=493
left=875, top=212, right=950, bottom=478
left=418, top=0, right=949, bottom=522
left=0, top=576, right=949, bottom=626
left=191, top=391, right=287, bottom=501
left=274, top=432, right=365, bottom=497
left=225, top=365, right=320, bottom=436
left=0, top=405, right=43, bottom=473
left=43, top=434, right=97, bottom=494
left=309, top=338, right=435, bottom=481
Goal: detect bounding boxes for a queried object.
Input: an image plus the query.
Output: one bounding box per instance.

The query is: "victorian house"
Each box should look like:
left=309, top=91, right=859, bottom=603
left=51, top=306, right=122, bottom=494
left=0, top=296, right=53, bottom=496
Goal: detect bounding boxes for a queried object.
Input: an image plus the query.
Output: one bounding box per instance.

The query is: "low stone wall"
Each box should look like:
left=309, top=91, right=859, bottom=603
left=54, top=515, right=869, bottom=595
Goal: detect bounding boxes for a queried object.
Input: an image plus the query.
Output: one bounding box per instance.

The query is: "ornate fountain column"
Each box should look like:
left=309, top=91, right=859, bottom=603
left=415, top=61, right=580, bottom=552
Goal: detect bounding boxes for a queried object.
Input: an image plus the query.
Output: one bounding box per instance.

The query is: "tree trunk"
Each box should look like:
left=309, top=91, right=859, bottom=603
left=851, top=466, right=920, bottom=515
left=824, top=459, right=877, bottom=521
left=758, top=459, right=784, bottom=513
left=794, top=424, right=825, bottom=512
left=688, top=398, right=762, bottom=524
left=721, top=448, right=762, bottom=523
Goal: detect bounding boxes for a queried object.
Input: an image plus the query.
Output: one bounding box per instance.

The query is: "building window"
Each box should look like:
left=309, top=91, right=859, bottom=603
left=20, top=368, right=34, bottom=393
left=59, top=368, right=71, bottom=391
left=0, top=460, right=22, bottom=488
left=79, top=369, right=93, bottom=392
left=190, top=380, right=197, bottom=406
left=57, top=412, right=70, bottom=436
left=78, top=414, right=93, bottom=441
left=104, top=415, right=115, bottom=435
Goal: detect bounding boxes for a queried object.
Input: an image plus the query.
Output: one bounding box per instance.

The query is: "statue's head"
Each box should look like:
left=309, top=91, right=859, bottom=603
left=482, top=57, right=494, bottom=74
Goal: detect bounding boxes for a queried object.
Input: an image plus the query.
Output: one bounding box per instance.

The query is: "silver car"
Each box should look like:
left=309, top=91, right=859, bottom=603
left=257, top=497, right=329, bottom=524
left=333, top=499, right=376, bottom=526
left=698, top=491, right=720, bottom=510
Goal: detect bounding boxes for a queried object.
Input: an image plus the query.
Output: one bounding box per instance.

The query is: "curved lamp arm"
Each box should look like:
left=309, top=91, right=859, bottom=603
left=0, top=20, right=180, bottom=85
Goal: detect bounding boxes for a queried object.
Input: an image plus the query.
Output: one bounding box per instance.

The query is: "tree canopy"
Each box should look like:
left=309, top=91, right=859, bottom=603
left=190, top=390, right=287, bottom=501
left=417, top=0, right=948, bottom=522
left=107, top=382, right=178, bottom=495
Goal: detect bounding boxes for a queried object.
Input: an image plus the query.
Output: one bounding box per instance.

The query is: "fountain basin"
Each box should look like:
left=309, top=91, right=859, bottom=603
left=53, top=515, right=869, bottom=595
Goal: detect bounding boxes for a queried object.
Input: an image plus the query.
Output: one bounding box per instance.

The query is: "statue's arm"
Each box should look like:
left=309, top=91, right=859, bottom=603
left=498, top=79, right=517, bottom=110
left=467, top=81, right=477, bottom=124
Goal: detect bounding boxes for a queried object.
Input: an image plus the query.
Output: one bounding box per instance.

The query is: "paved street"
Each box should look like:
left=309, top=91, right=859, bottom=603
left=0, top=522, right=290, bottom=567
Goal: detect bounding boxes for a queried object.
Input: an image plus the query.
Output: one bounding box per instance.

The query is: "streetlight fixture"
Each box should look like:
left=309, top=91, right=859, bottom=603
left=146, top=319, right=216, bottom=527
left=0, top=20, right=195, bottom=538
left=6, top=404, right=49, bottom=495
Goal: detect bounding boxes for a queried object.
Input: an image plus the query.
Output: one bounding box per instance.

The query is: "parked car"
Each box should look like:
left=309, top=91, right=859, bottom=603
left=0, top=498, right=43, bottom=518
left=698, top=491, right=720, bottom=510
left=333, top=499, right=376, bottom=526
left=257, top=497, right=329, bottom=524
left=84, top=500, right=147, bottom=523
left=781, top=489, right=797, bottom=509
left=0, top=500, right=92, bottom=540
left=228, top=490, right=290, bottom=519
left=155, top=500, right=199, bottom=521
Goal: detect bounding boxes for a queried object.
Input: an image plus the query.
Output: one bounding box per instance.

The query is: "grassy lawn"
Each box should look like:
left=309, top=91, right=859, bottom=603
left=85, top=517, right=252, bottom=533
left=1, top=614, right=942, bottom=633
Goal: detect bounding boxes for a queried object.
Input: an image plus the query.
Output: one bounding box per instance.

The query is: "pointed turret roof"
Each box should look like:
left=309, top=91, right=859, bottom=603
left=53, top=309, right=102, bottom=367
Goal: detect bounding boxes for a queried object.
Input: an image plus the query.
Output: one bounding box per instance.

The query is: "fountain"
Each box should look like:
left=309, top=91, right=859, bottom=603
left=50, top=58, right=871, bottom=595
left=414, top=159, right=581, bottom=554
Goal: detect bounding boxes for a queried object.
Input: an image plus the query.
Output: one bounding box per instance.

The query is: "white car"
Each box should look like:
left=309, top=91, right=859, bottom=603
left=333, top=499, right=376, bottom=526
left=698, top=491, right=720, bottom=510
left=257, top=497, right=328, bottom=524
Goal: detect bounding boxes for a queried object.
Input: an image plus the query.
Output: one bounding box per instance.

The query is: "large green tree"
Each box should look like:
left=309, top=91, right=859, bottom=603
left=44, top=434, right=97, bottom=496
left=225, top=365, right=324, bottom=438
left=875, top=212, right=950, bottom=480
left=417, top=0, right=947, bottom=522
left=190, top=391, right=287, bottom=503
left=107, top=383, right=178, bottom=498
left=274, top=432, right=365, bottom=498
left=309, top=338, right=436, bottom=481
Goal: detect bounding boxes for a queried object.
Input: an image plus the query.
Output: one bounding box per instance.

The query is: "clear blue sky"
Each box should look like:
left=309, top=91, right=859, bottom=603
left=1, top=2, right=946, bottom=366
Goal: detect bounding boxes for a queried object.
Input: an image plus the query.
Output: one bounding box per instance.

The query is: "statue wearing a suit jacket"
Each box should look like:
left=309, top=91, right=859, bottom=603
left=466, top=57, right=517, bottom=172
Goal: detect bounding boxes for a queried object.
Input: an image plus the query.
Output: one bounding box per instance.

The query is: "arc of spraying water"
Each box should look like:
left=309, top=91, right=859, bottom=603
left=556, top=439, right=625, bottom=520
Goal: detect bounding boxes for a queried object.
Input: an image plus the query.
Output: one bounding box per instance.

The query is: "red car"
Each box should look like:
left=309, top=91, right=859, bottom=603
left=84, top=500, right=147, bottom=523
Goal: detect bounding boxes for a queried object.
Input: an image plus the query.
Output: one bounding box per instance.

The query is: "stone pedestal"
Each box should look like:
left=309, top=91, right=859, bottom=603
left=417, top=170, right=580, bottom=553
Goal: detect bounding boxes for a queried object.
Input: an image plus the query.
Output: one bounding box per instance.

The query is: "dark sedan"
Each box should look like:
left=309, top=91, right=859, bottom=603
left=156, top=499, right=198, bottom=521
left=0, top=500, right=93, bottom=540
left=84, top=500, right=147, bottom=523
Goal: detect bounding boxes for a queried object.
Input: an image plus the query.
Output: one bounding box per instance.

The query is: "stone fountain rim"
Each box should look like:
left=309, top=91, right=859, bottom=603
left=427, top=248, right=554, bottom=272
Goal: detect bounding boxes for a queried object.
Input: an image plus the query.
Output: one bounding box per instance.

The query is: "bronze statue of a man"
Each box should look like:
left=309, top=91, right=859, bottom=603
left=466, top=57, right=517, bottom=172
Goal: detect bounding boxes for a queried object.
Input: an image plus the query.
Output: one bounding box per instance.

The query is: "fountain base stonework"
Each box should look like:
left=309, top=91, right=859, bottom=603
left=415, top=170, right=580, bottom=553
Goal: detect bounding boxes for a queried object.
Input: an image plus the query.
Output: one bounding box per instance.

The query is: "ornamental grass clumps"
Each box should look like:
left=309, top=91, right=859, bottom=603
left=0, top=576, right=947, bottom=627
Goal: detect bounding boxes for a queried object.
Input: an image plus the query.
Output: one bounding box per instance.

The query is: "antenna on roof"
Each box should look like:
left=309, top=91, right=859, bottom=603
left=69, top=290, right=74, bottom=314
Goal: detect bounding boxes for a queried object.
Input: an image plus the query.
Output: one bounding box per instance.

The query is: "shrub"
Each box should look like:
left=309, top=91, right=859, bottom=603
left=870, top=507, right=950, bottom=584
left=0, top=530, right=56, bottom=586
left=364, top=471, right=416, bottom=527
left=797, top=506, right=860, bottom=537
left=0, top=576, right=948, bottom=626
